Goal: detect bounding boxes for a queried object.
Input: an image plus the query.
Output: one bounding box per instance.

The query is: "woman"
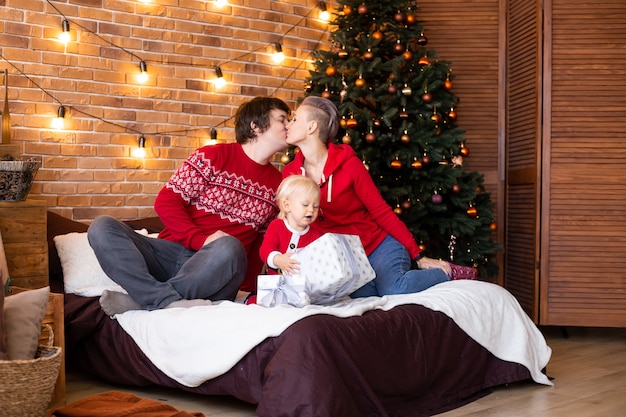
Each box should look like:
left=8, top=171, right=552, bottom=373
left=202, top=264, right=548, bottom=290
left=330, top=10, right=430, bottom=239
left=282, top=96, right=452, bottom=297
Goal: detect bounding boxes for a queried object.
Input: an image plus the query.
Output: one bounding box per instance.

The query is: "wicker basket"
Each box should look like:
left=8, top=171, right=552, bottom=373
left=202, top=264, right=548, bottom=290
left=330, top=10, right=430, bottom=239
left=0, top=159, right=42, bottom=201
left=0, top=324, right=62, bottom=417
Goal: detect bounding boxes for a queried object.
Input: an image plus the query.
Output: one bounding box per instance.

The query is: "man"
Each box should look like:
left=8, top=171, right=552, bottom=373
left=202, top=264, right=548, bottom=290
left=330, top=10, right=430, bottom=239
left=88, top=97, right=291, bottom=315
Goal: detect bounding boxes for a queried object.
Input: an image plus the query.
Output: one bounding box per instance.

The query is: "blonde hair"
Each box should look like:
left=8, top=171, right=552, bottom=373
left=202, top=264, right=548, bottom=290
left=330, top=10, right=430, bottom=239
left=276, top=175, right=320, bottom=219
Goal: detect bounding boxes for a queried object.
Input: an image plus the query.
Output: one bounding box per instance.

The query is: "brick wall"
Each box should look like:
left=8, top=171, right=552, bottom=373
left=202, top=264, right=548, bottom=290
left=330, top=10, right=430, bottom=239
left=1, top=0, right=330, bottom=221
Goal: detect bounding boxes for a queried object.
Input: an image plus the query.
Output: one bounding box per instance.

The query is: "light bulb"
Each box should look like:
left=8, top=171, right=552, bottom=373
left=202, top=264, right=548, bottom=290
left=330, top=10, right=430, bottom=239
left=318, top=2, right=330, bottom=21
left=52, top=106, right=66, bottom=130
left=213, top=67, right=226, bottom=88
left=273, top=43, right=285, bottom=64
left=137, top=61, right=149, bottom=83
left=132, top=135, right=147, bottom=158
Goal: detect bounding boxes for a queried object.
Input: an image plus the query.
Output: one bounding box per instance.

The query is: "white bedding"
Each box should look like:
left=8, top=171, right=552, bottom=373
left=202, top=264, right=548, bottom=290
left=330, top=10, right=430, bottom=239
left=115, top=280, right=553, bottom=388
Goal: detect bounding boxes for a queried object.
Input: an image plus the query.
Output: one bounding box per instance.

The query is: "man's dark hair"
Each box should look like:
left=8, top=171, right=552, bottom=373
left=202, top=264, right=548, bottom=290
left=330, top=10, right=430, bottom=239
left=234, top=97, right=290, bottom=144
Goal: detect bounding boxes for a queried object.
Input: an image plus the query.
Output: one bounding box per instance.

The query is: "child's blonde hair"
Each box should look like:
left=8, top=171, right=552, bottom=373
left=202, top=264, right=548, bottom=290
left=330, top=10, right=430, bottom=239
left=276, top=175, right=320, bottom=219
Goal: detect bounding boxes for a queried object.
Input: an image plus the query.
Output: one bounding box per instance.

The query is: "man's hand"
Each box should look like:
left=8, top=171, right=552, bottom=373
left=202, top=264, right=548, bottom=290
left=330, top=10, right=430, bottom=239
left=203, top=230, right=230, bottom=246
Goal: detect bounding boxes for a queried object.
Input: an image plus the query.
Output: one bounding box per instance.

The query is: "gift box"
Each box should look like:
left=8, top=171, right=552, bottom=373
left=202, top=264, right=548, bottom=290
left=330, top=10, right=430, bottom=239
left=291, top=233, right=375, bottom=304
left=257, top=274, right=310, bottom=308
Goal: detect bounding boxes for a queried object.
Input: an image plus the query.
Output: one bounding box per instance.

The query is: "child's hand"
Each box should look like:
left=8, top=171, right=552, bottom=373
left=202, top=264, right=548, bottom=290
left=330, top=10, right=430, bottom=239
left=275, top=253, right=301, bottom=275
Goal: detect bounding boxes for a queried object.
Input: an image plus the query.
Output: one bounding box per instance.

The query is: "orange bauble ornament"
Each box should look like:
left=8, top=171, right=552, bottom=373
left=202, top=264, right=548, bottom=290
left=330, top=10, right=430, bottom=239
left=365, top=131, right=376, bottom=143
left=411, top=158, right=423, bottom=169
left=444, top=79, right=453, bottom=91
left=355, top=77, right=366, bottom=88
left=280, top=153, right=291, bottom=164
left=321, top=90, right=332, bottom=99
left=346, top=117, right=358, bottom=128
left=390, top=157, right=402, bottom=169
left=372, top=30, right=384, bottom=41
left=402, top=50, right=413, bottom=61
left=489, top=220, right=498, bottom=231
left=343, top=5, right=352, bottom=15
left=342, top=134, right=352, bottom=144
left=467, top=206, right=478, bottom=218
left=406, top=14, right=416, bottom=25
left=393, top=205, right=403, bottom=215
left=418, top=56, right=430, bottom=65
left=401, top=132, right=410, bottom=143
left=459, top=142, right=470, bottom=157
left=325, top=65, right=337, bottom=77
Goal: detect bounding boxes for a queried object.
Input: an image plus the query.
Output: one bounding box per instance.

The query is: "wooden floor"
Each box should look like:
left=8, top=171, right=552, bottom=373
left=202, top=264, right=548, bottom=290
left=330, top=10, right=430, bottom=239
left=62, top=326, right=626, bottom=416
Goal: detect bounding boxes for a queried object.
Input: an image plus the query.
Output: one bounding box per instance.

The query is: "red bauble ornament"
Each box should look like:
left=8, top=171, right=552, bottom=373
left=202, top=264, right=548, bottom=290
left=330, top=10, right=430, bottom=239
left=467, top=206, right=478, bottom=218
left=358, top=3, right=368, bottom=14
left=372, top=31, right=384, bottom=41
left=422, top=153, right=431, bottom=165
left=452, top=184, right=461, bottom=194
left=418, top=56, right=430, bottom=65
left=321, top=90, right=331, bottom=99
left=325, top=65, right=337, bottom=77
left=393, top=41, right=405, bottom=54
left=342, top=134, right=352, bottom=144
left=399, top=109, right=409, bottom=119
left=421, top=92, right=432, bottom=103
left=394, top=11, right=404, bottom=22
left=365, top=131, right=376, bottom=143
left=388, top=84, right=397, bottom=94
left=401, top=200, right=412, bottom=210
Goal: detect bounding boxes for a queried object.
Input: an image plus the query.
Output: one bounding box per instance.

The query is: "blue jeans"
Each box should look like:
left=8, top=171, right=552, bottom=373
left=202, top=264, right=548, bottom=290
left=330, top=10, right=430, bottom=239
left=87, top=216, right=247, bottom=310
left=351, top=235, right=449, bottom=297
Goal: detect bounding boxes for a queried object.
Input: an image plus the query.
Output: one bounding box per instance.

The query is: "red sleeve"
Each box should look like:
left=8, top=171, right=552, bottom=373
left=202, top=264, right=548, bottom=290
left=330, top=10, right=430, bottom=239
left=347, top=157, right=422, bottom=259
left=259, top=220, right=283, bottom=264
left=154, top=186, right=209, bottom=251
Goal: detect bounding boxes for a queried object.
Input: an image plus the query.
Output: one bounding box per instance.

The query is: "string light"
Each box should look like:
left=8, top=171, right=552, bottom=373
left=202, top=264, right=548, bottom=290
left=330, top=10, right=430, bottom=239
left=27, top=1, right=331, bottom=138
left=137, top=61, right=148, bottom=83
left=205, top=128, right=218, bottom=146
left=132, top=135, right=147, bottom=158
left=51, top=105, right=66, bottom=130
left=58, top=19, right=71, bottom=44
left=273, top=43, right=285, bottom=64
left=318, top=2, right=330, bottom=22
left=213, top=66, right=226, bottom=89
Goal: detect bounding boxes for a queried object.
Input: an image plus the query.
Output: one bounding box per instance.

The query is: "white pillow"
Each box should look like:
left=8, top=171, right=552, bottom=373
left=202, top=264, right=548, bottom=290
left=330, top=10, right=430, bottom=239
left=53, top=232, right=125, bottom=296
left=53, top=229, right=158, bottom=297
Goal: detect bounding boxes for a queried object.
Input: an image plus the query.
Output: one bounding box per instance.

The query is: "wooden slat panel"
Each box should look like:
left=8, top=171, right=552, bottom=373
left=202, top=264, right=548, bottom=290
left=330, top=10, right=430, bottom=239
left=544, top=0, right=626, bottom=326
left=505, top=0, right=541, bottom=320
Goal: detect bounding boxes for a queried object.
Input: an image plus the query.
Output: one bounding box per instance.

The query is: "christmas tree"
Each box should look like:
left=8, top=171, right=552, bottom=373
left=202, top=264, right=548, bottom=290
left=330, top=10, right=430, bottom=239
left=299, top=0, right=500, bottom=277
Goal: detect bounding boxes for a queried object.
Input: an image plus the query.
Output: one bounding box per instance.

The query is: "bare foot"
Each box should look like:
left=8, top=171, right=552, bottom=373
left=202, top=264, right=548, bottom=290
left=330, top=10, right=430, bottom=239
left=165, top=299, right=213, bottom=309
left=99, top=290, right=141, bottom=316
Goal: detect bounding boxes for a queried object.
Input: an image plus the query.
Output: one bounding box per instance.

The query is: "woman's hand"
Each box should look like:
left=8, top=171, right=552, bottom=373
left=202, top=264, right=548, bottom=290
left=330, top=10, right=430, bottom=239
left=417, top=256, right=452, bottom=276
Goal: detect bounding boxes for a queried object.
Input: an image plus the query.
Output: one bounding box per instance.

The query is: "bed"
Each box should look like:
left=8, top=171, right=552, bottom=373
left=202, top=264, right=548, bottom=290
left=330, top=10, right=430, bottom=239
left=47, top=211, right=552, bottom=417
